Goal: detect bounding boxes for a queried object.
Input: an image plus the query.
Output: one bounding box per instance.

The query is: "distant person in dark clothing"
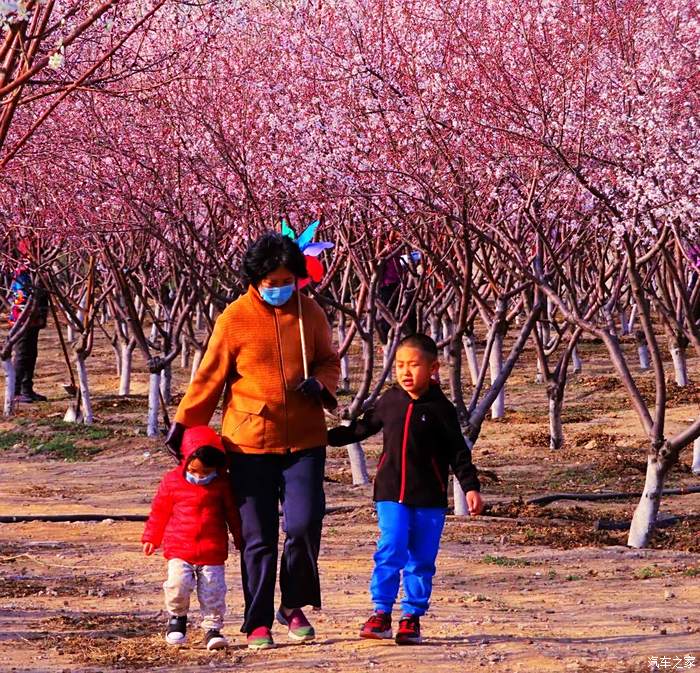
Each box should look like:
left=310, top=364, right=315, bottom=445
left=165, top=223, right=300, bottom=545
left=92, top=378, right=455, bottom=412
left=8, top=265, right=49, bottom=403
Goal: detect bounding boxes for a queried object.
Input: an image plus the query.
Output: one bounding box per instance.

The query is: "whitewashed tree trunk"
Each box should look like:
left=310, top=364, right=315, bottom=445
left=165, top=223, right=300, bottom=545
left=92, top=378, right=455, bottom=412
left=342, top=420, right=369, bottom=485
left=150, top=306, right=160, bottom=342
left=190, top=348, right=203, bottom=383
left=383, top=344, right=393, bottom=383
left=196, top=304, right=204, bottom=330
left=429, top=315, right=441, bottom=343
left=76, top=354, right=94, bottom=424
left=462, top=333, right=479, bottom=386
left=147, top=372, right=161, bottom=437
left=209, top=302, right=215, bottom=321
left=627, top=455, right=665, bottom=548
left=441, top=317, right=452, bottom=362
left=66, top=324, right=75, bottom=343
left=619, top=309, right=630, bottom=336
left=628, top=303, right=638, bottom=333
left=548, top=392, right=564, bottom=450
left=119, top=343, right=133, bottom=396
left=571, top=346, right=582, bottom=374
left=3, top=358, right=15, bottom=417
left=692, top=437, right=700, bottom=476
left=489, top=332, right=505, bottom=419
left=636, top=331, right=650, bottom=370
left=180, top=336, right=190, bottom=369
left=535, top=358, right=544, bottom=384
left=669, top=343, right=689, bottom=387
left=160, top=363, right=172, bottom=405
left=336, top=319, right=350, bottom=392
left=453, top=475, right=468, bottom=516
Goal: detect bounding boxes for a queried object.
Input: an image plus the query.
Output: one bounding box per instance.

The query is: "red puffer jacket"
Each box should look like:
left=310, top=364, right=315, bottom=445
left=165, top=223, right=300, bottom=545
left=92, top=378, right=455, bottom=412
left=142, top=426, right=242, bottom=565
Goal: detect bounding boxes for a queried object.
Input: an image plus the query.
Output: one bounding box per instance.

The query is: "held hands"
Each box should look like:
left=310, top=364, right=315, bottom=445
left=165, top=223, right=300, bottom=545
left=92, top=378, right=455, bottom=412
left=466, top=490, right=485, bottom=516
left=295, top=377, right=323, bottom=398
left=164, top=422, right=186, bottom=461
left=142, top=542, right=156, bottom=556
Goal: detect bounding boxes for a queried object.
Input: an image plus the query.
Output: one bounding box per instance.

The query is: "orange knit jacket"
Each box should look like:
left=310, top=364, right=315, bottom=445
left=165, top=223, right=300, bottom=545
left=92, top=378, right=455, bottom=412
left=174, top=286, right=341, bottom=455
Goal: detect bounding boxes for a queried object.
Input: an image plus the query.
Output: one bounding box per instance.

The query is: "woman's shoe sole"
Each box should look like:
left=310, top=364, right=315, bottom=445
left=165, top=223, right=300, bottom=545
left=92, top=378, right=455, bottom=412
left=206, top=637, right=228, bottom=651
left=360, top=630, right=393, bottom=639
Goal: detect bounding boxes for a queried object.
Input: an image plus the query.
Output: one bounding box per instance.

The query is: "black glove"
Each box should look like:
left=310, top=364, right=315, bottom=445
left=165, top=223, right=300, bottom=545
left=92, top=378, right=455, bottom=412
left=164, top=422, right=186, bottom=461
left=295, top=377, right=323, bottom=398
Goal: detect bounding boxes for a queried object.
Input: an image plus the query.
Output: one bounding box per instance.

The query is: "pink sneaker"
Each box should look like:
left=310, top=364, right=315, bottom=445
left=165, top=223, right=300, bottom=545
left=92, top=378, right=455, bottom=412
left=247, top=625, right=274, bottom=650
left=276, top=606, right=315, bottom=642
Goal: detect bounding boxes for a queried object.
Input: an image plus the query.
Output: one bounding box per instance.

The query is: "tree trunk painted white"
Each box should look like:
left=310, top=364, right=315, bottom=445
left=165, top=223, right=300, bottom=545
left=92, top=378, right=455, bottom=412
left=691, top=437, right=700, bottom=475
left=383, top=344, right=393, bottom=383
left=627, top=455, right=665, bottom=548
left=535, top=358, right=544, bottom=384
left=453, top=475, right=469, bottom=516
left=628, top=303, right=638, bottom=333
left=76, top=354, right=93, bottom=424
left=119, top=343, right=133, bottom=396
left=160, top=362, right=172, bottom=405
left=3, top=358, right=15, bottom=417
left=548, top=392, right=563, bottom=450
left=180, top=336, right=190, bottom=369
left=636, top=331, right=650, bottom=370
left=337, top=320, right=350, bottom=392
left=441, top=317, right=452, bottom=362
left=195, top=304, right=204, bottom=330
left=462, top=333, right=479, bottom=386
left=66, top=324, right=75, bottom=343
left=190, top=348, right=203, bottom=383
left=209, top=302, right=215, bottom=321
left=571, top=346, right=582, bottom=374
left=670, top=343, right=689, bottom=387
left=150, top=306, right=160, bottom=342
left=489, top=332, right=505, bottom=419
left=147, top=372, right=161, bottom=437
left=342, top=420, right=369, bottom=485
left=619, top=309, right=630, bottom=336
left=429, top=315, right=441, bottom=343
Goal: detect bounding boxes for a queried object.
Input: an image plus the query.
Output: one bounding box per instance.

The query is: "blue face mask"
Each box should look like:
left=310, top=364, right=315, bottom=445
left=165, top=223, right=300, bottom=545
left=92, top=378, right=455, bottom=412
left=185, top=470, right=217, bottom=486
left=259, top=284, right=295, bottom=307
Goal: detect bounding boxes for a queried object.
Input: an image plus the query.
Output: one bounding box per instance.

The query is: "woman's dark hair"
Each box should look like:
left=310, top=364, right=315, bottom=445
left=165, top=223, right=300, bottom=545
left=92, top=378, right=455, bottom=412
left=191, top=445, right=227, bottom=468
left=240, top=232, right=308, bottom=287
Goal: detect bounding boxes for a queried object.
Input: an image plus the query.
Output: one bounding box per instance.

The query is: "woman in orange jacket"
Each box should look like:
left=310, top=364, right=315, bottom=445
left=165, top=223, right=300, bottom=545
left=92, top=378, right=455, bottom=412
left=166, top=232, right=340, bottom=650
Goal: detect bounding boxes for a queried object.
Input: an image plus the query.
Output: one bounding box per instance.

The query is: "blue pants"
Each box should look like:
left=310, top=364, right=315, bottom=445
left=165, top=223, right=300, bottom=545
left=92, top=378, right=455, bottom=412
left=229, top=447, right=326, bottom=633
left=371, top=501, right=446, bottom=617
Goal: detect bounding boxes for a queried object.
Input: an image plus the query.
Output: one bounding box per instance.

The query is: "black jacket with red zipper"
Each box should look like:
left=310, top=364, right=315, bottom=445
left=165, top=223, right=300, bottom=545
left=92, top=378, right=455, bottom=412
left=327, top=383, right=480, bottom=508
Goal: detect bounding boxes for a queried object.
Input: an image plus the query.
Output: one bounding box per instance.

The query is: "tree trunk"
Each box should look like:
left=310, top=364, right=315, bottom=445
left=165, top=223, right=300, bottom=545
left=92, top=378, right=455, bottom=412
left=337, top=318, right=351, bottom=393
left=195, top=304, right=203, bottom=330
left=190, top=348, right=203, bottom=383
left=462, top=332, right=479, bottom=386
left=2, top=358, right=15, bottom=417
left=76, top=353, right=94, bottom=424
left=636, top=330, right=650, bottom=370
left=548, top=388, right=564, bottom=450
left=489, top=331, right=505, bottom=419
left=571, top=346, right=582, bottom=374
left=441, top=316, right=452, bottom=362
left=619, top=309, right=630, bottom=336
left=381, top=343, right=392, bottom=383
left=692, top=437, right=700, bottom=476
left=147, top=372, right=161, bottom=437
left=341, top=420, right=369, bottom=485
left=669, top=340, right=689, bottom=387
left=453, top=475, right=468, bottom=516
left=535, top=358, right=544, bottom=384
left=160, top=363, right=172, bottom=405
left=180, top=335, right=190, bottom=369
left=119, top=343, right=133, bottom=396
left=627, top=454, right=667, bottom=548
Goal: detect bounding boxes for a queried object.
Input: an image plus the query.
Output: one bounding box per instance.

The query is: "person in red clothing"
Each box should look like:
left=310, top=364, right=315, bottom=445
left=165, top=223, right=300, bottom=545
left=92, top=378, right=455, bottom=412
left=142, top=426, right=242, bottom=650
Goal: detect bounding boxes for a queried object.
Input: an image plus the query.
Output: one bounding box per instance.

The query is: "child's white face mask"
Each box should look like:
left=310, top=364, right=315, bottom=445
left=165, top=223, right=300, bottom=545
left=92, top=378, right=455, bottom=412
left=185, top=471, right=217, bottom=486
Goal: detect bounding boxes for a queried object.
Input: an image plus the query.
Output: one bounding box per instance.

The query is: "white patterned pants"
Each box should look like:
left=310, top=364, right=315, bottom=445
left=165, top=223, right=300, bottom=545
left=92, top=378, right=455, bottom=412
left=163, top=558, right=226, bottom=631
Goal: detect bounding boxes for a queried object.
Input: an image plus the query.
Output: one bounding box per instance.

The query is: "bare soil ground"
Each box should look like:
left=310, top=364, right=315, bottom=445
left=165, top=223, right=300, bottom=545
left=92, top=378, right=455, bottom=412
left=0, top=331, right=698, bottom=672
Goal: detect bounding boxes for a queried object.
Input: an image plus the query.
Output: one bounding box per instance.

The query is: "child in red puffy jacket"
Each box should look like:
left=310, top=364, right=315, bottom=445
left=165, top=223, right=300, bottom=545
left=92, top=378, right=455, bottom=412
left=142, top=426, right=242, bottom=650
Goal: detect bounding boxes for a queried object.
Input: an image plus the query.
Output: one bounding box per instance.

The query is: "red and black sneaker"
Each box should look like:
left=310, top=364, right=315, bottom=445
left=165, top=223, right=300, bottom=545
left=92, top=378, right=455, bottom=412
left=360, top=611, right=393, bottom=639
left=395, top=615, right=421, bottom=645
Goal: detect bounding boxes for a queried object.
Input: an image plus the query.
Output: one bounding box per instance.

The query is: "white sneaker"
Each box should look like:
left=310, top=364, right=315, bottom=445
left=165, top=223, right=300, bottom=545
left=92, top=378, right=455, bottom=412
left=205, top=629, right=228, bottom=651
left=165, top=615, right=187, bottom=645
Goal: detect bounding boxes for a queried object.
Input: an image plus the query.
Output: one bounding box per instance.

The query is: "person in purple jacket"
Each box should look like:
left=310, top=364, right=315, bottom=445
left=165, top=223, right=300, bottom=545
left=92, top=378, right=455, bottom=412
left=328, top=333, right=484, bottom=645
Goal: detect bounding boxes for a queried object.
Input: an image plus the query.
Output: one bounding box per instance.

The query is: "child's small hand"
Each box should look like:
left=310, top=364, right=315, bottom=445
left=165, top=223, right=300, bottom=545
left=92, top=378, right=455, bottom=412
left=143, top=542, right=156, bottom=556
left=466, top=491, right=484, bottom=516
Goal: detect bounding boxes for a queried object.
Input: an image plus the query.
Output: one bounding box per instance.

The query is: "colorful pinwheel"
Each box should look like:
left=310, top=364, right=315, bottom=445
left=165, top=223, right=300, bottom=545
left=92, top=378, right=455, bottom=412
left=281, top=219, right=334, bottom=288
